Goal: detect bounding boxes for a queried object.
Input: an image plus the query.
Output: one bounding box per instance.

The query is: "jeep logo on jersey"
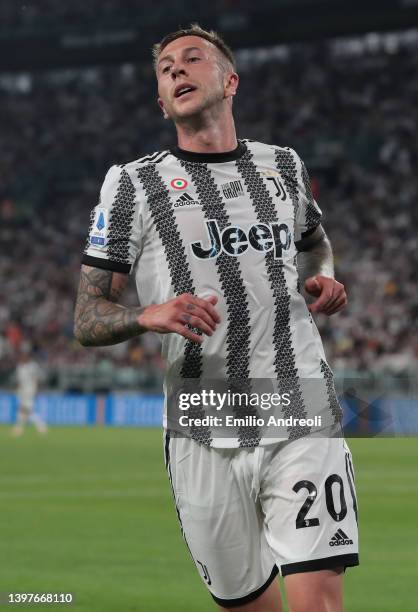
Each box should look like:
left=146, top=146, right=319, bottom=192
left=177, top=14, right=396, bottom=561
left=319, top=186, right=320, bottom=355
left=190, top=220, right=291, bottom=260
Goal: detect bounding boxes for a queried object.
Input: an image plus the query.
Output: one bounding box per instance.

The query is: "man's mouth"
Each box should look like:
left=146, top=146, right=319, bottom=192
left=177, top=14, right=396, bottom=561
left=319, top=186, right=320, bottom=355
left=174, top=84, right=197, bottom=98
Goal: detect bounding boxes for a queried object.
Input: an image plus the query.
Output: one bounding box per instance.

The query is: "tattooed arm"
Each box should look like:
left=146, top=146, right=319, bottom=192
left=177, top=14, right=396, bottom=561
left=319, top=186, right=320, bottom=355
left=297, top=225, right=334, bottom=285
left=74, top=265, right=145, bottom=346
left=74, top=265, right=221, bottom=347
left=297, top=226, right=347, bottom=316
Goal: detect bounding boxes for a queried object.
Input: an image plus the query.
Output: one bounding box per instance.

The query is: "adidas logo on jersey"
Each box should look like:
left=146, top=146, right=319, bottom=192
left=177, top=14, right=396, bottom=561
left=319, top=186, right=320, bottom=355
left=329, top=529, right=353, bottom=547
left=174, top=193, right=200, bottom=208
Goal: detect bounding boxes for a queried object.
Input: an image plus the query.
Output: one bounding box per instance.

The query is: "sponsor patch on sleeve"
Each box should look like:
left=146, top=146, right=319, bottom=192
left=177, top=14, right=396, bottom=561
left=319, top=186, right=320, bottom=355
left=89, top=207, right=108, bottom=248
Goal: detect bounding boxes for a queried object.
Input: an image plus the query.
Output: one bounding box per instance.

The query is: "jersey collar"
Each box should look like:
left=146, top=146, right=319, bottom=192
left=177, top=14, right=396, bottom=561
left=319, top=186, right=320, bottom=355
left=170, top=140, right=247, bottom=163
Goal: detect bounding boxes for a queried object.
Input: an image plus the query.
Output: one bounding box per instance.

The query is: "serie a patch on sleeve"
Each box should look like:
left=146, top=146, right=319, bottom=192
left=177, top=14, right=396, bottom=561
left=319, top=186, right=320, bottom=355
left=89, top=207, right=108, bottom=247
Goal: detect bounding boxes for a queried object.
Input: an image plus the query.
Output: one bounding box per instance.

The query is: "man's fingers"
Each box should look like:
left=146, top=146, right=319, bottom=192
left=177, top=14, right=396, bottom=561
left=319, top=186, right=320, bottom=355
left=205, top=295, right=218, bottom=306
left=307, top=278, right=348, bottom=314
left=171, top=322, right=203, bottom=344
left=184, top=305, right=218, bottom=331
left=323, top=296, right=347, bottom=315
left=308, top=289, right=335, bottom=313
left=181, top=294, right=221, bottom=324
left=180, top=313, right=214, bottom=337
left=323, top=290, right=347, bottom=312
left=309, top=293, right=347, bottom=315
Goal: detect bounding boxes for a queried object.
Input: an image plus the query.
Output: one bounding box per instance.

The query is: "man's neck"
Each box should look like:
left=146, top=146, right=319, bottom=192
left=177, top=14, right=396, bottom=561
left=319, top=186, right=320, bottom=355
left=175, top=111, right=237, bottom=154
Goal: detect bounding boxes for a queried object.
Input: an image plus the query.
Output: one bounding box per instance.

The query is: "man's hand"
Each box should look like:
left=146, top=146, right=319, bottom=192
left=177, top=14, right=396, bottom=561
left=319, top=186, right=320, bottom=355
left=304, top=275, right=347, bottom=316
left=138, top=293, right=221, bottom=344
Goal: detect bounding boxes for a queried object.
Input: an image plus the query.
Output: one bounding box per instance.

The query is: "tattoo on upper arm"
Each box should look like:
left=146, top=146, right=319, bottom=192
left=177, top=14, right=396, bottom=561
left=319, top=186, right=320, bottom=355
left=74, top=265, right=145, bottom=347
left=79, top=266, right=112, bottom=299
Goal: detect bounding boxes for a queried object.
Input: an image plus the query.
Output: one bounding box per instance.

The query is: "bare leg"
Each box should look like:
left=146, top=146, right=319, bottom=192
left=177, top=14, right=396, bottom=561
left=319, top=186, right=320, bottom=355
left=284, top=567, right=344, bottom=612
left=217, top=579, right=282, bottom=612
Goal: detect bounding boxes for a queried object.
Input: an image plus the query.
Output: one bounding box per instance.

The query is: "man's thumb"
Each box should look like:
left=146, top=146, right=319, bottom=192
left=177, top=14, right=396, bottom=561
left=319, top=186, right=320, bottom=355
left=204, top=294, right=218, bottom=305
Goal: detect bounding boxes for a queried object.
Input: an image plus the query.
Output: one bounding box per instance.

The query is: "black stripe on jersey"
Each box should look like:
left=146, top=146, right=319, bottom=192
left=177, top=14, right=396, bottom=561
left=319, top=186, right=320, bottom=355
left=320, top=359, right=343, bottom=425
left=180, top=159, right=261, bottom=448
left=136, top=163, right=212, bottom=446
left=106, top=169, right=137, bottom=265
left=134, top=150, right=169, bottom=165
left=236, top=147, right=309, bottom=440
left=301, top=161, right=322, bottom=232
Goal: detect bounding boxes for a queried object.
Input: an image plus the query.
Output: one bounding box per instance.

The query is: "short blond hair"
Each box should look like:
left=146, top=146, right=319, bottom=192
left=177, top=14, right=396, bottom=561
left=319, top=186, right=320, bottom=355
left=152, top=23, right=236, bottom=72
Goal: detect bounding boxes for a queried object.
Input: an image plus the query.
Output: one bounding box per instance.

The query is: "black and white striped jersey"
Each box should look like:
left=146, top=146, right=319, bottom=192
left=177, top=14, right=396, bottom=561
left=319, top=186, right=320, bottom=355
left=82, top=140, right=341, bottom=447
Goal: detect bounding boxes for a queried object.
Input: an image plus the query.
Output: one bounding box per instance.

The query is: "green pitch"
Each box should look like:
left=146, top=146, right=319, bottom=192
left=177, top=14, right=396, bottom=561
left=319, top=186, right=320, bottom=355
left=1, top=426, right=417, bottom=611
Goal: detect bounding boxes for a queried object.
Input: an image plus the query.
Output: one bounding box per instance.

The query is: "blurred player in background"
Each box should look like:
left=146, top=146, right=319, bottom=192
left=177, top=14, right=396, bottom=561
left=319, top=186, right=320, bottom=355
left=74, top=24, right=358, bottom=612
left=12, top=351, right=47, bottom=436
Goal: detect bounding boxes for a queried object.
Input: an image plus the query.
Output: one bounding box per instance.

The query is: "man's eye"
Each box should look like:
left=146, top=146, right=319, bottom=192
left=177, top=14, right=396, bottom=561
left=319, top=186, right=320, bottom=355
left=162, top=65, right=171, bottom=74
left=188, top=57, right=200, bottom=62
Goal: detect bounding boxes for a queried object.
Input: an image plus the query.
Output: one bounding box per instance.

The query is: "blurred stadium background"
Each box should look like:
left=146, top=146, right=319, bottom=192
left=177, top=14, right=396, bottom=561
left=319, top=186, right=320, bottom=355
left=0, top=1, right=418, bottom=610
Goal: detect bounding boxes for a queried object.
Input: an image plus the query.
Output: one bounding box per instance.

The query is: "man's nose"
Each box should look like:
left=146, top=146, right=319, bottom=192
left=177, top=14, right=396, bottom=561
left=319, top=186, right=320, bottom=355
left=171, top=64, right=187, bottom=79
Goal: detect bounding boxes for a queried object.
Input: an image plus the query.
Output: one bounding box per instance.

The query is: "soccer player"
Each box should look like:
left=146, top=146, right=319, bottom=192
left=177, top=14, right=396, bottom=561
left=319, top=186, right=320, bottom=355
left=12, top=351, right=47, bottom=436
left=74, top=25, right=358, bottom=612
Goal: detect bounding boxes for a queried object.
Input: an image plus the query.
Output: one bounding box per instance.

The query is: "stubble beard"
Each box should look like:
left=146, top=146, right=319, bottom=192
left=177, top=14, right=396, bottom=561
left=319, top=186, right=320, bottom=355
left=171, top=88, right=225, bottom=127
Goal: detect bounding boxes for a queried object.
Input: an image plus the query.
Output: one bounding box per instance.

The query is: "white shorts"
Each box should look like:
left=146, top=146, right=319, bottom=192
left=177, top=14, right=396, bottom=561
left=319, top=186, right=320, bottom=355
left=164, top=432, right=359, bottom=608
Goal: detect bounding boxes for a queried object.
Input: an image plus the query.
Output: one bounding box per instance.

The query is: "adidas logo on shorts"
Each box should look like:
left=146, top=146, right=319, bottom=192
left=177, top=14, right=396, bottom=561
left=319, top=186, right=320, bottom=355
left=174, top=193, right=200, bottom=208
left=329, top=529, right=353, bottom=547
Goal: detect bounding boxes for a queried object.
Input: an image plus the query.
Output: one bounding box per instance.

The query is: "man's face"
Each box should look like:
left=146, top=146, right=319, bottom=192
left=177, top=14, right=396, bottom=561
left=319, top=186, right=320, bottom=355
left=156, top=35, right=236, bottom=122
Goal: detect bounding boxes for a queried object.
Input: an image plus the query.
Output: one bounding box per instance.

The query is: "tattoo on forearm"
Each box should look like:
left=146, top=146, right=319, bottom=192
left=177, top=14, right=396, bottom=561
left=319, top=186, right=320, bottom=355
left=74, top=266, right=146, bottom=346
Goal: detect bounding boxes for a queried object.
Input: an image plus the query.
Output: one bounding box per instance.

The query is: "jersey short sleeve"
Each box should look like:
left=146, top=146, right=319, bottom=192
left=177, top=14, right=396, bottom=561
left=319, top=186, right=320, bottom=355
left=82, top=165, right=143, bottom=274
left=292, top=150, right=322, bottom=244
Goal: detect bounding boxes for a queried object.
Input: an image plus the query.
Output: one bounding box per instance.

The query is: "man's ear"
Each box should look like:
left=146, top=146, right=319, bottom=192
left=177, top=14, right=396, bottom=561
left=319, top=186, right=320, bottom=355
left=158, top=97, right=169, bottom=119
left=224, top=72, right=239, bottom=99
